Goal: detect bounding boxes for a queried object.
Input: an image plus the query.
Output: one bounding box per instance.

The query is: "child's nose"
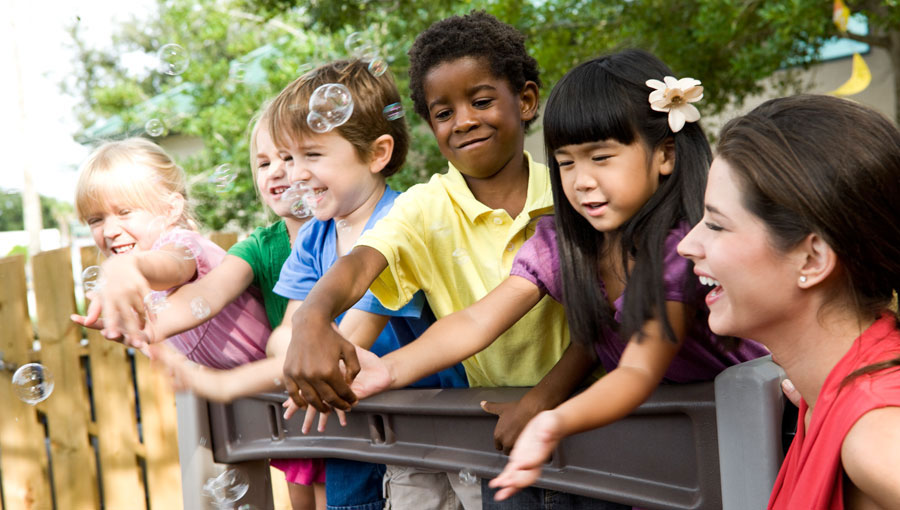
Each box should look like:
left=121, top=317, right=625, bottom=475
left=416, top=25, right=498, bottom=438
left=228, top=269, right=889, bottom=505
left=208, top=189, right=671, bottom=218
left=453, top=106, right=480, bottom=133
left=289, top=162, right=312, bottom=183
left=102, top=216, right=123, bottom=238
left=573, top=169, right=597, bottom=191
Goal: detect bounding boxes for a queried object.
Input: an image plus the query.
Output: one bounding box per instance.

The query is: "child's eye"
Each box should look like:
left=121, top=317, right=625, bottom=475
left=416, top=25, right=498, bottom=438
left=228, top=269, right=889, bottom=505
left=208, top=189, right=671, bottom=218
left=704, top=222, right=724, bottom=232
left=87, top=217, right=103, bottom=226
left=258, top=160, right=270, bottom=170
left=591, top=155, right=611, bottom=163
left=433, top=109, right=452, bottom=121
left=473, top=98, right=493, bottom=108
left=305, top=152, right=321, bottom=159
left=118, top=209, right=132, bottom=216
left=556, top=160, right=574, bottom=168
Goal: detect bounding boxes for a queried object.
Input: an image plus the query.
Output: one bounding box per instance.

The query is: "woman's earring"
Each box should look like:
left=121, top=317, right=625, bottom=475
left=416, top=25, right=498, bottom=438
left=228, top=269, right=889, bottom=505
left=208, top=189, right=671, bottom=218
left=799, top=276, right=808, bottom=284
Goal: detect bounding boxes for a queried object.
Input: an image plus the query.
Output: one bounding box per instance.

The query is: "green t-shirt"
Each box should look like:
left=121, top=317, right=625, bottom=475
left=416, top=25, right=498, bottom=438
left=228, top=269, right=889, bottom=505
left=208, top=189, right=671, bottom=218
left=227, top=219, right=292, bottom=329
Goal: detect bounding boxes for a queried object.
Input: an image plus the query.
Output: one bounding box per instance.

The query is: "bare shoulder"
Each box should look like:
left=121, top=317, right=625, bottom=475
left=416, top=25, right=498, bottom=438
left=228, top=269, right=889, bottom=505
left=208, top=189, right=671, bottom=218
left=841, top=406, right=900, bottom=507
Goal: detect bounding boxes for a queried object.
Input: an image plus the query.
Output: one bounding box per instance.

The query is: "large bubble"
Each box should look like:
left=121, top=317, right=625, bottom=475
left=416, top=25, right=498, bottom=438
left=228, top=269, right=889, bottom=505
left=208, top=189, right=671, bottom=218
left=158, top=43, right=190, bottom=75
left=145, top=118, right=167, bottom=137
left=203, top=467, right=249, bottom=506
left=307, top=83, right=354, bottom=133
left=210, top=164, right=238, bottom=193
left=12, top=363, right=54, bottom=405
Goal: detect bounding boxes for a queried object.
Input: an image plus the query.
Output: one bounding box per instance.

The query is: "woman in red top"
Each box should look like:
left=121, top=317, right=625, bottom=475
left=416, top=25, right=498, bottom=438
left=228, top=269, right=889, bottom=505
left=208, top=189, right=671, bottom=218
left=678, top=94, right=900, bottom=509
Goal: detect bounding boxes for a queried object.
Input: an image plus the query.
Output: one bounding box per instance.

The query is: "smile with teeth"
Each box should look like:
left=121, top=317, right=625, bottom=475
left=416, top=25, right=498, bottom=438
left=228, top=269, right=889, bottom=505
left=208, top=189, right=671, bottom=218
left=699, top=275, right=724, bottom=300
left=111, top=243, right=135, bottom=255
left=270, top=186, right=289, bottom=196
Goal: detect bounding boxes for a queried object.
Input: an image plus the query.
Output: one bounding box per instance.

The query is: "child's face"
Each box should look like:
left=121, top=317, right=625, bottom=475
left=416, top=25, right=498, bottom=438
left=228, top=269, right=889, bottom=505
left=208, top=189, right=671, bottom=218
left=87, top=204, right=167, bottom=257
left=422, top=56, right=536, bottom=179
left=555, top=139, right=672, bottom=232
left=279, top=131, right=382, bottom=222
left=254, top=125, right=293, bottom=218
left=677, top=158, right=801, bottom=339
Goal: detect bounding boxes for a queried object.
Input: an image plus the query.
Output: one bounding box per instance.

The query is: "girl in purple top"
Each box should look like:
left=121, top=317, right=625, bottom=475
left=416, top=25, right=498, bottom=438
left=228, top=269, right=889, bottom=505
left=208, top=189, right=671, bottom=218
left=347, top=49, right=767, bottom=502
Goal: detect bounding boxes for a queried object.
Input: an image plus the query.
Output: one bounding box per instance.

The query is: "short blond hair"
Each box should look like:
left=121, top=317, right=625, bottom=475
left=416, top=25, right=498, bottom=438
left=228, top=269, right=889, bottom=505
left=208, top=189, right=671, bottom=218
left=268, top=59, right=409, bottom=177
left=75, top=138, right=195, bottom=229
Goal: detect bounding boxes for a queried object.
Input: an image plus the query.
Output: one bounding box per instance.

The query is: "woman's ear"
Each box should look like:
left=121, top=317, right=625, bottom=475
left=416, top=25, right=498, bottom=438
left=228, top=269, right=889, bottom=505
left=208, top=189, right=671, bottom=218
left=519, top=81, right=540, bottom=123
left=655, top=137, right=676, bottom=176
left=369, top=134, right=395, bottom=174
left=797, top=232, right=838, bottom=289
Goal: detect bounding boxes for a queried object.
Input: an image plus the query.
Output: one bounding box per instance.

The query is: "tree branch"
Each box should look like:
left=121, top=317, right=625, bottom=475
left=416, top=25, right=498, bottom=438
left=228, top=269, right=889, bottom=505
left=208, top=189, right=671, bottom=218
left=842, top=30, right=889, bottom=49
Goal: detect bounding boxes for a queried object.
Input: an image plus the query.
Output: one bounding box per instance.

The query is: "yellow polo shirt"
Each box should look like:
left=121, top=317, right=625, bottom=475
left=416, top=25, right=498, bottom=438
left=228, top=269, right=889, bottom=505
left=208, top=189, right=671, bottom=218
left=357, top=152, right=570, bottom=387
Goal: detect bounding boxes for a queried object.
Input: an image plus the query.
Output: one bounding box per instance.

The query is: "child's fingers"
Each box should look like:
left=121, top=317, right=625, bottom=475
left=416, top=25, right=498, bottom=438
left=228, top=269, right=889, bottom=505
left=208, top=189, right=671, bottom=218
left=301, top=405, right=317, bottom=434
left=336, top=408, right=347, bottom=427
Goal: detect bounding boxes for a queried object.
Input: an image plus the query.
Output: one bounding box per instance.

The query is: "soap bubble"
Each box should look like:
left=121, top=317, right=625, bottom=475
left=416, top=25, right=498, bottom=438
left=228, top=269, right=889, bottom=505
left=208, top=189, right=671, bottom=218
left=458, top=468, right=478, bottom=485
left=143, top=292, right=170, bottom=315
left=367, top=57, right=388, bottom=77
left=383, top=102, right=404, bottom=121
left=336, top=219, right=351, bottom=233
left=210, top=164, right=237, bottom=193
left=81, top=266, right=104, bottom=294
left=344, top=32, right=375, bottom=58
left=203, top=467, right=249, bottom=505
left=145, top=118, right=167, bottom=137
left=282, top=183, right=314, bottom=219
left=12, top=363, right=54, bottom=405
left=306, top=111, right=331, bottom=134
left=308, top=83, right=354, bottom=131
left=158, top=43, right=190, bottom=75
left=191, top=297, right=211, bottom=320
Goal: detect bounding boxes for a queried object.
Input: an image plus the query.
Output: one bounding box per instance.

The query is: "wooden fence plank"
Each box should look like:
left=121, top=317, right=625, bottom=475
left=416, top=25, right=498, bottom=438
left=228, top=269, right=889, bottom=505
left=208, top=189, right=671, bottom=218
left=209, top=231, right=238, bottom=251
left=0, top=255, right=53, bottom=510
left=79, top=247, right=147, bottom=510
left=135, top=353, right=183, bottom=509
left=32, top=248, right=99, bottom=510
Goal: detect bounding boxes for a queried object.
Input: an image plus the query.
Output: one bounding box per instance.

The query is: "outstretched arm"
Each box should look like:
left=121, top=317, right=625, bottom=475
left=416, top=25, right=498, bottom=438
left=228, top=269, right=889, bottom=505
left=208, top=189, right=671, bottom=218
left=283, top=245, right=388, bottom=412
left=351, top=276, right=543, bottom=399
left=489, top=301, right=688, bottom=500
left=97, top=243, right=198, bottom=340
left=73, top=255, right=255, bottom=346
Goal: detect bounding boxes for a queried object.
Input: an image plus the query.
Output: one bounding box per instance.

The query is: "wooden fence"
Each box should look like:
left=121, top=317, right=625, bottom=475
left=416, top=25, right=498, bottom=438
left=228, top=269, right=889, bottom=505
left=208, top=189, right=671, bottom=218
left=0, top=232, right=292, bottom=510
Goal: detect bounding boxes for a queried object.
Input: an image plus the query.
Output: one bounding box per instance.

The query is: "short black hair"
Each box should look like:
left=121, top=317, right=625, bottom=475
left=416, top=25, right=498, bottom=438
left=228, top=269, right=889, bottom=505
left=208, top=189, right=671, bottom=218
left=408, top=10, right=542, bottom=129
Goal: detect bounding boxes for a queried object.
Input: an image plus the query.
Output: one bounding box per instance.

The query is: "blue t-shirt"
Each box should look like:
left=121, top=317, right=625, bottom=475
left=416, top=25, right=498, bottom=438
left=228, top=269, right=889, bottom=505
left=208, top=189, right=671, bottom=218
left=274, top=186, right=467, bottom=389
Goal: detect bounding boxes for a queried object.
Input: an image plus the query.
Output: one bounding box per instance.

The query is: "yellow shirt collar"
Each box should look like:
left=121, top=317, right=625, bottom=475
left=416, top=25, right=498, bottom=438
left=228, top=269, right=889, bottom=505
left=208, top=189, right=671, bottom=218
left=440, top=151, right=555, bottom=223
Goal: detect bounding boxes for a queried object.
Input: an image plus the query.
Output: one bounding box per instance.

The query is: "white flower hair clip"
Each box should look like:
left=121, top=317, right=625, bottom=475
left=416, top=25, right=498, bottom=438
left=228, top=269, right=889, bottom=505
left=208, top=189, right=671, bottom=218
left=646, top=76, right=704, bottom=132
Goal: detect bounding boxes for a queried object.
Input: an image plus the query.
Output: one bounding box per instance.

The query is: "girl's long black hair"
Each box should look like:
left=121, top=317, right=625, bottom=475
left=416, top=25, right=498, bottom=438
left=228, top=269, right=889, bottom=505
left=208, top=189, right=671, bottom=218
left=545, top=49, right=712, bottom=350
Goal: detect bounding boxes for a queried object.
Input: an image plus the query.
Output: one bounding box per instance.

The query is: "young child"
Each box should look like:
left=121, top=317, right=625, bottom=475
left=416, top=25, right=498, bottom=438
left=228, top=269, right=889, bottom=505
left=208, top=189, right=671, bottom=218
left=343, top=49, right=769, bottom=503
left=282, top=11, right=618, bottom=510
left=75, top=107, right=329, bottom=509
left=73, top=137, right=271, bottom=371
left=266, top=59, right=468, bottom=510
left=677, top=95, right=900, bottom=509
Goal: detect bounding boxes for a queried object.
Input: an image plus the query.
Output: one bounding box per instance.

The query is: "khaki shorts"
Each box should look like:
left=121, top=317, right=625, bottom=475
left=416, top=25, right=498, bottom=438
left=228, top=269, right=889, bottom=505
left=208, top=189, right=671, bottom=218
left=384, top=464, right=482, bottom=510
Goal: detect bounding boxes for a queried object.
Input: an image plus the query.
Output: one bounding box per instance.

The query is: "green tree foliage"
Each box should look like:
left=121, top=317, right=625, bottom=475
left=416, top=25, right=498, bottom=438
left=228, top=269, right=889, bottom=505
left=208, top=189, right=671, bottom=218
left=67, top=0, right=896, bottom=230
left=0, top=190, right=73, bottom=232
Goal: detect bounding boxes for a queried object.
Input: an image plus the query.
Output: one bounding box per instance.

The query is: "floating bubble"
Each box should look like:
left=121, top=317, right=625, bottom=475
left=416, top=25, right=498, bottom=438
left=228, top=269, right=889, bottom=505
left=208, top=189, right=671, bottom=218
left=458, top=468, right=478, bottom=486
left=81, top=265, right=104, bottom=294
left=344, top=32, right=368, bottom=57
left=12, top=363, right=54, bottom=405
left=308, top=83, right=354, bottom=130
left=336, top=219, right=351, bottom=233
left=144, top=291, right=170, bottom=314
left=191, top=296, right=211, bottom=320
left=367, top=57, right=388, bottom=77
left=203, top=467, right=249, bottom=505
left=306, top=111, right=331, bottom=134
left=158, top=43, right=190, bottom=75
left=145, top=118, right=167, bottom=137
left=210, top=164, right=237, bottom=193
left=452, top=248, right=471, bottom=266
left=383, top=102, right=404, bottom=121
left=230, top=63, right=247, bottom=82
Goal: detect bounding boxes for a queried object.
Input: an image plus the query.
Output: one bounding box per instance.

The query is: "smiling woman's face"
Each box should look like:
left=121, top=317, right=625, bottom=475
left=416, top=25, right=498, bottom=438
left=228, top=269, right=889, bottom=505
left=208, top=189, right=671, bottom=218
left=677, top=157, right=803, bottom=341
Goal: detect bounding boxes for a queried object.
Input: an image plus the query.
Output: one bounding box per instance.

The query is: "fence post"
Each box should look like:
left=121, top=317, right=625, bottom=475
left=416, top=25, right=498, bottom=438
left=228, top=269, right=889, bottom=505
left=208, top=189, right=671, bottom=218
left=0, top=255, right=53, bottom=510
left=32, top=248, right=99, bottom=510
left=80, top=246, right=148, bottom=510
left=209, top=231, right=238, bottom=251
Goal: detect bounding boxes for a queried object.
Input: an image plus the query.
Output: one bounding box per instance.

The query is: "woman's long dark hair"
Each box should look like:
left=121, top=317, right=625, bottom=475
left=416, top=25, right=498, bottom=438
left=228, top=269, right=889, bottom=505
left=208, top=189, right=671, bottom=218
left=717, top=94, right=900, bottom=384
left=545, top=49, right=712, bottom=350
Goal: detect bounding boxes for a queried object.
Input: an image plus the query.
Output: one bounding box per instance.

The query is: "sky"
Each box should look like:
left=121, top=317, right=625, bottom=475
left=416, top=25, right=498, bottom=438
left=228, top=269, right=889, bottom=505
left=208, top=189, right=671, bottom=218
left=0, top=0, right=153, bottom=204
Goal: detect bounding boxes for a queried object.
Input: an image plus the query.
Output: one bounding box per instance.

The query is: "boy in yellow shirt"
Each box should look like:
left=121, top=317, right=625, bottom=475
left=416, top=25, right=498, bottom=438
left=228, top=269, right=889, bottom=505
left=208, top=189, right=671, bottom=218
left=284, top=11, right=619, bottom=510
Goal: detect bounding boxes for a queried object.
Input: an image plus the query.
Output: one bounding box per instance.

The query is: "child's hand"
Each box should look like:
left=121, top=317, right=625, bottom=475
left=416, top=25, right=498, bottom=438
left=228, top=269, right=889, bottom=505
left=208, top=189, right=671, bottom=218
left=480, top=399, right=540, bottom=454
left=149, top=343, right=222, bottom=401
left=348, top=344, right=392, bottom=400
left=488, top=410, right=565, bottom=501
left=283, top=314, right=361, bottom=413
left=98, top=254, right=152, bottom=339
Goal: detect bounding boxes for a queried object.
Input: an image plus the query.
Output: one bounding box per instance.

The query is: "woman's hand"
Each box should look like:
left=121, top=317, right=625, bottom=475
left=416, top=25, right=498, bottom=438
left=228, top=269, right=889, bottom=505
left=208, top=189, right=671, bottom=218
left=488, top=410, right=565, bottom=500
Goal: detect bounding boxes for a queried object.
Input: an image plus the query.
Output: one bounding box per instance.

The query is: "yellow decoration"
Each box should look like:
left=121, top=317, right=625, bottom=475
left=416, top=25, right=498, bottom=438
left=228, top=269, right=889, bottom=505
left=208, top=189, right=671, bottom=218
left=833, top=0, right=850, bottom=32
left=829, top=52, right=871, bottom=97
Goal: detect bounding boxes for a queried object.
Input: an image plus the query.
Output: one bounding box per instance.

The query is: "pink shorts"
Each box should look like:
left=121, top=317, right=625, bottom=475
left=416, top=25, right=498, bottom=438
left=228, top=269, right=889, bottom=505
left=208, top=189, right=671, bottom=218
left=270, top=458, right=326, bottom=485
